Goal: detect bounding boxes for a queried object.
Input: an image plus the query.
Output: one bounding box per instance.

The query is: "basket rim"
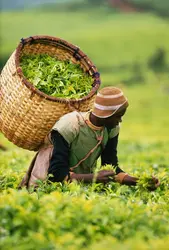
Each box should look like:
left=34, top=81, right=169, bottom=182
left=15, top=35, right=101, bottom=104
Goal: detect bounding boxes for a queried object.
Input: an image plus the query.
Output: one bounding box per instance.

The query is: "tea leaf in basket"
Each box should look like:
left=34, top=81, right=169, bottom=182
left=20, top=54, right=93, bottom=99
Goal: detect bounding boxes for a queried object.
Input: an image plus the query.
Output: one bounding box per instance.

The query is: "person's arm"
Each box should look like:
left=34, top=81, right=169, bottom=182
left=101, top=134, right=124, bottom=174
left=69, top=170, right=115, bottom=184
left=101, top=134, right=138, bottom=186
left=48, top=130, right=70, bottom=182
left=101, top=135, right=160, bottom=189
left=122, top=175, right=160, bottom=190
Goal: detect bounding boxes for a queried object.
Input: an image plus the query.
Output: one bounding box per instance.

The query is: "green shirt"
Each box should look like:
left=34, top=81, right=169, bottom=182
left=52, top=111, right=119, bottom=174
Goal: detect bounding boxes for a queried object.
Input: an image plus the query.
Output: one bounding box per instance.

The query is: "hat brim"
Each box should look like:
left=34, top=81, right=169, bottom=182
left=92, top=101, right=129, bottom=118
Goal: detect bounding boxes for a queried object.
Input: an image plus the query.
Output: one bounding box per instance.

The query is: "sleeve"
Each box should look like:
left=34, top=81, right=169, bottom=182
left=101, top=134, right=125, bottom=174
left=48, top=130, right=70, bottom=182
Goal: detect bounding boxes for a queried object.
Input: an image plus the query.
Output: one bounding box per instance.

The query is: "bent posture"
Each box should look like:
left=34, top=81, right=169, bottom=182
left=20, top=86, right=160, bottom=190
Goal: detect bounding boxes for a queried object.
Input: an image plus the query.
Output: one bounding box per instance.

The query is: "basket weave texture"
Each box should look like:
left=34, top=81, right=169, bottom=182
left=0, top=36, right=101, bottom=151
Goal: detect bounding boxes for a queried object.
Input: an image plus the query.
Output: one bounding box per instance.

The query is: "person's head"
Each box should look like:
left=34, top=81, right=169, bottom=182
left=91, top=86, right=129, bottom=129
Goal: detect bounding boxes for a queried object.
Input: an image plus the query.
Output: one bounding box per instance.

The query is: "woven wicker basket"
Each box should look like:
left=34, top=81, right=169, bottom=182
left=0, top=35, right=101, bottom=151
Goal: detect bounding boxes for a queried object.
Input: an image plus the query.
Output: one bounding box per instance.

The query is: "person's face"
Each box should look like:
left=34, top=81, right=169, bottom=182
left=104, top=108, right=127, bottom=129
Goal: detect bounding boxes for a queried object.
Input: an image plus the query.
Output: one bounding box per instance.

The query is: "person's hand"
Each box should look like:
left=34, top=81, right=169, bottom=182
left=147, top=176, right=160, bottom=191
left=96, top=170, right=115, bottom=184
left=122, top=175, right=138, bottom=186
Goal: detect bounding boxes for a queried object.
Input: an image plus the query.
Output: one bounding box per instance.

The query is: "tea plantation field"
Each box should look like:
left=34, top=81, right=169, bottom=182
left=0, top=99, right=169, bottom=250
left=0, top=8, right=169, bottom=250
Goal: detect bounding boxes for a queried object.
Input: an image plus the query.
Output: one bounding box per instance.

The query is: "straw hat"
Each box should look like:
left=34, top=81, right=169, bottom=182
left=92, top=86, right=128, bottom=118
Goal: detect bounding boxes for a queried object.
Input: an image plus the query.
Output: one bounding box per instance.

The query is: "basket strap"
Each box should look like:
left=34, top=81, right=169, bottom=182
left=68, top=102, right=80, bottom=111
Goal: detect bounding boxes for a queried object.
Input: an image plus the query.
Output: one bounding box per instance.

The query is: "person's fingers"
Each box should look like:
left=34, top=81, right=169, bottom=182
left=147, top=177, right=160, bottom=191
left=152, top=176, right=160, bottom=187
left=102, top=176, right=113, bottom=183
left=152, top=176, right=158, bottom=181
left=155, top=180, right=160, bottom=187
left=104, top=171, right=115, bottom=176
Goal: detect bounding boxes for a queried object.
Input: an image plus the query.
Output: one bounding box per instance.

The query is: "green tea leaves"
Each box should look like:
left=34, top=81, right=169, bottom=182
left=20, top=54, right=93, bottom=99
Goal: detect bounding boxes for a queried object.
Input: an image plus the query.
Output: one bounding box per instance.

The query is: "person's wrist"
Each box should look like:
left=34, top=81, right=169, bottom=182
left=114, top=173, right=128, bottom=184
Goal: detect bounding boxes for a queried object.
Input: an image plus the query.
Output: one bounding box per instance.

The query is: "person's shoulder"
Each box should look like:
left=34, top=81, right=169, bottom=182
left=52, top=111, right=87, bottom=143
left=59, top=111, right=86, bottom=124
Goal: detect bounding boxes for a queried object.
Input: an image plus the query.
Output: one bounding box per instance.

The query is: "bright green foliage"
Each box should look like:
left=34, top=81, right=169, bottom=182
left=0, top=130, right=169, bottom=250
left=1, top=9, right=169, bottom=250
left=137, top=173, right=158, bottom=190
left=98, top=164, right=115, bottom=171
left=20, top=54, right=93, bottom=99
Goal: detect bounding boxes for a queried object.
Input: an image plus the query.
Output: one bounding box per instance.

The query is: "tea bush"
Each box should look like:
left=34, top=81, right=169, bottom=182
left=0, top=126, right=168, bottom=249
